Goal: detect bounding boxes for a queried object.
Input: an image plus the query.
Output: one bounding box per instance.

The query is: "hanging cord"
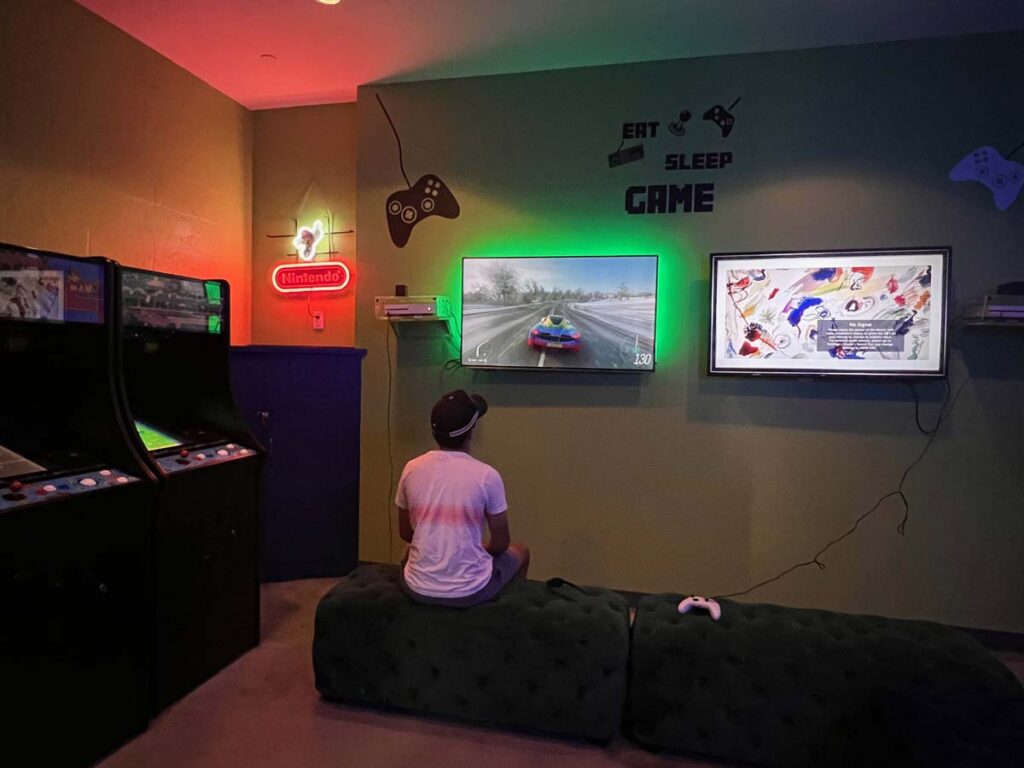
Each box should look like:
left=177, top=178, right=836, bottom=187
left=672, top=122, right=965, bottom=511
left=908, top=379, right=949, bottom=435
left=443, top=310, right=464, bottom=371
left=715, top=374, right=969, bottom=600
left=384, top=322, right=396, bottom=561
left=376, top=93, right=411, bottom=189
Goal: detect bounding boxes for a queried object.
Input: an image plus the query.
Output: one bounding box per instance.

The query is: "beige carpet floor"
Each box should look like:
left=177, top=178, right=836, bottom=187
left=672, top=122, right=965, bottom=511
left=98, top=578, right=1023, bottom=768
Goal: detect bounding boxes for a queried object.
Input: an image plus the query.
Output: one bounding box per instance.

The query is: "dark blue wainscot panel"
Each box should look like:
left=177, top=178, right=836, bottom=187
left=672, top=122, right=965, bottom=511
left=231, top=346, right=366, bottom=581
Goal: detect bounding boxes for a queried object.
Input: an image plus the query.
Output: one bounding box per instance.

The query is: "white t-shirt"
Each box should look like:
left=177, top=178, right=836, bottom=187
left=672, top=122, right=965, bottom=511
left=395, top=450, right=508, bottom=598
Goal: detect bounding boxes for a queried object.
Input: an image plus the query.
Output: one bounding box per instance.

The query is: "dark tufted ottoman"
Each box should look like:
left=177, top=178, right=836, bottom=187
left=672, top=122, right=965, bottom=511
left=313, top=564, right=631, bottom=741
left=628, top=595, right=1024, bottom=767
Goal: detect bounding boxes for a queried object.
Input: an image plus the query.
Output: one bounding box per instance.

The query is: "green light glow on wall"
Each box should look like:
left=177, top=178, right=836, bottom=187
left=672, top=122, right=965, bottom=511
left=448, top=222, right=699, bottom=363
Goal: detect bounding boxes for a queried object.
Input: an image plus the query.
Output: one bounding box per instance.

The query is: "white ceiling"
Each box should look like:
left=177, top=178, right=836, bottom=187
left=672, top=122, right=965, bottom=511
left=76, top=0, right=1024, bottom=110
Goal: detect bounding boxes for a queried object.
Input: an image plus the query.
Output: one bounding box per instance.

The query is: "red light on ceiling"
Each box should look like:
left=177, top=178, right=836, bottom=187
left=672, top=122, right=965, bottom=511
left=272, top=261, right=351, bottom=294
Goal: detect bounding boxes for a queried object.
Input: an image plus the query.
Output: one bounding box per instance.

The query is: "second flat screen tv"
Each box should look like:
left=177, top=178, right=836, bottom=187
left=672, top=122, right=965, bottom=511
left=709, top=248, right=950, bottom=378
left=461, top=256, right=658, bottom=371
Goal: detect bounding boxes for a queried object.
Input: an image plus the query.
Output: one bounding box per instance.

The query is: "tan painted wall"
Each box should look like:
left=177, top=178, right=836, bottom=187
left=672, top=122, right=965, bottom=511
left=356, top=33, right=1024, bottom=631
left=251, top=104, right=357, bottom=346
left=0, top=0, right=252, bottom=343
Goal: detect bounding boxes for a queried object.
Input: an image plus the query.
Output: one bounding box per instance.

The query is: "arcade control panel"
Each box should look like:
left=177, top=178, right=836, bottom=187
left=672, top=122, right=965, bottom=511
left=0, top=469, right=140, bottom=512
left=154, top=442, right=255, bottom=475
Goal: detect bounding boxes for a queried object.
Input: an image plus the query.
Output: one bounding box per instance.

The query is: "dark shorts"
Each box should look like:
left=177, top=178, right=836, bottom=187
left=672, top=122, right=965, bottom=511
left=400, top=550, right=525, bottom=608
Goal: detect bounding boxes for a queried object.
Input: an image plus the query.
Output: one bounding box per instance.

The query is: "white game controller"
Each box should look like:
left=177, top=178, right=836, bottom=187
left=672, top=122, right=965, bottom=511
left=677, top=595, right=722, bottom=620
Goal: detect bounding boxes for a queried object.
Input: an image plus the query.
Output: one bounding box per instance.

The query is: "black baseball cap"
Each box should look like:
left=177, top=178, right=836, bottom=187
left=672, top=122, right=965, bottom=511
left=431, top=390, right=488, bottom=439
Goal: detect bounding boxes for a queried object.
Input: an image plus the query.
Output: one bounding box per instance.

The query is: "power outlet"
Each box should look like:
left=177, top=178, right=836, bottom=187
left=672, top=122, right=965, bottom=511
left=312, top=310, right=325, bottom=330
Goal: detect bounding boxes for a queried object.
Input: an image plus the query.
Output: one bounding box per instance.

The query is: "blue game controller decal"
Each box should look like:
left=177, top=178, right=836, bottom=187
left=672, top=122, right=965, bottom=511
left=949, top=146, right=1023, bottom=211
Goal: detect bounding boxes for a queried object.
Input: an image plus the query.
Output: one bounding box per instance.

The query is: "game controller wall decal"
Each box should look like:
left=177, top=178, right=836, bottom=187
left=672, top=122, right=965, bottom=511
left=703, top=97, right=740, bottom=138
left=377, top=94, right=461, bottom=248
left=949, top=141, right=1024, bottom=211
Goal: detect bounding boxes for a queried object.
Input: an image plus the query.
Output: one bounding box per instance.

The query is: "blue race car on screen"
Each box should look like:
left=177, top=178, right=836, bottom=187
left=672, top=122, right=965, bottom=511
left=527, top=315, right=582, bottom=351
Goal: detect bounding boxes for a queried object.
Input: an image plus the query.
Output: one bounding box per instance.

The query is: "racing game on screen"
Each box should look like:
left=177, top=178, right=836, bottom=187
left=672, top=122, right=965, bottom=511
left=709, top=249, right=949, bottom=377
left=461, top=256, right=658, bottom=371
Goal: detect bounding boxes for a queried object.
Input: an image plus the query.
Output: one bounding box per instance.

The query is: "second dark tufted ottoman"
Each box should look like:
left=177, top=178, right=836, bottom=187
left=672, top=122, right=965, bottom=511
left=313, top=564, right=631, bottom=741
left=627, top=594, right=1024, bottom=767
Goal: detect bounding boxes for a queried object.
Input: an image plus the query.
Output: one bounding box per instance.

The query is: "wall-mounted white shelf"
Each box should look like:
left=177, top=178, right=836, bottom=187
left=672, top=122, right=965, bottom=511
left=961, top=294, right=1024, bottom=328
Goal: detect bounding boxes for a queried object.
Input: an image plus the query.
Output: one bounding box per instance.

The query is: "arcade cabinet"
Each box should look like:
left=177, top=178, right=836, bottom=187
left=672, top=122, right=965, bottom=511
left=118, top=267, right=263, bottom=711
left=0, top=244, right=155, bottom=767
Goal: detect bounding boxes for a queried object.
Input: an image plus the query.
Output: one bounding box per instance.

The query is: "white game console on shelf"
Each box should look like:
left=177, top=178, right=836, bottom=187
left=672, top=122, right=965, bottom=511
left=374, top=295, right=451, bottom=322
left=677, top=595, right=722, bottom=620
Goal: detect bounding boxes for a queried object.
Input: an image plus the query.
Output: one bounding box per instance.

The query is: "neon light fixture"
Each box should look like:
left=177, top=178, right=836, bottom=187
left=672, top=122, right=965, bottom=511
left=293, top=220, right=325, bottom=262
left=272, top=261, right=351, bottom=294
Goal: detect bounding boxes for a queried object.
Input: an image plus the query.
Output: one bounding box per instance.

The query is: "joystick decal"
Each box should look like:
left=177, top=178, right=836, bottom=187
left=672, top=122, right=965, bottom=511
left=668, top=109, right=692, bottom=137
left=377, top=93, right=461, bottom=248
left=949, top=144, right=1023, bottom=211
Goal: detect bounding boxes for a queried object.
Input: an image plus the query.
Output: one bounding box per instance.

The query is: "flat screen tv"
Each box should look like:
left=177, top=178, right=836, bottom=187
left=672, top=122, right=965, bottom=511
left=461, top=255, right=658, bottom=371
left=709, top=248, right=950, bottom=378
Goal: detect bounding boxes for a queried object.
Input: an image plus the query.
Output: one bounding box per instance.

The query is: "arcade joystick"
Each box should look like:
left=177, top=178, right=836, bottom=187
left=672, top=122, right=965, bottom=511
left=180, top=449, right=190, bottom=458
left=9, top=480, right=23, bottom=493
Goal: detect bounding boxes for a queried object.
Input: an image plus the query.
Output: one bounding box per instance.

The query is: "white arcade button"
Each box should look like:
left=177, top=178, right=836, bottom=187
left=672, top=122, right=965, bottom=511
left=99, top=469, right=112, bottom=476
left=79, top=478, right=98, bottom=487
left=43, top=484, right=57, bottom=492
left=115, top=476, right=130, bottom=484
left=217, top=449, right=229, bottom=457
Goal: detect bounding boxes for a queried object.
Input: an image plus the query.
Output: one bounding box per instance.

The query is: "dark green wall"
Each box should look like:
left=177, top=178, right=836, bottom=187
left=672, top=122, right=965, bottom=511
left=356, top=32, right=1024, bottom=631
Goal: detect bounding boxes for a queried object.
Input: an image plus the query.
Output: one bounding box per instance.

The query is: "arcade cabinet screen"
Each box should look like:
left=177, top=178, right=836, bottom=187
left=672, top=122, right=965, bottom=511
left=122, top=270, right=224, bottom=334
left=134, top=421, right=183, bottom=452
left=0, top=246, right=104, bottom=324
left=461, top=256, right=658, bottom=371
left=709, top=249, right=949, bottom=377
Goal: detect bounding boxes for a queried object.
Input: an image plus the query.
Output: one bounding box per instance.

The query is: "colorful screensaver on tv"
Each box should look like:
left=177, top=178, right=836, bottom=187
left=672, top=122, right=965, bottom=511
left=461, top=256, right=658, bottom=371
left=710, top=251, right=948, bottom=376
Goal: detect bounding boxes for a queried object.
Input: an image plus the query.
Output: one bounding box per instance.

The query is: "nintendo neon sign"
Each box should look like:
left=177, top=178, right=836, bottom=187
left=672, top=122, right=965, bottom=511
left=272, top=261, right=351, bottom=293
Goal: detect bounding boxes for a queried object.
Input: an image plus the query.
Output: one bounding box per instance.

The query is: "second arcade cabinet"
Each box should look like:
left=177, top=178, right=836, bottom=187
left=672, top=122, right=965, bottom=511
left=118, top=266, right=262, bottom=710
